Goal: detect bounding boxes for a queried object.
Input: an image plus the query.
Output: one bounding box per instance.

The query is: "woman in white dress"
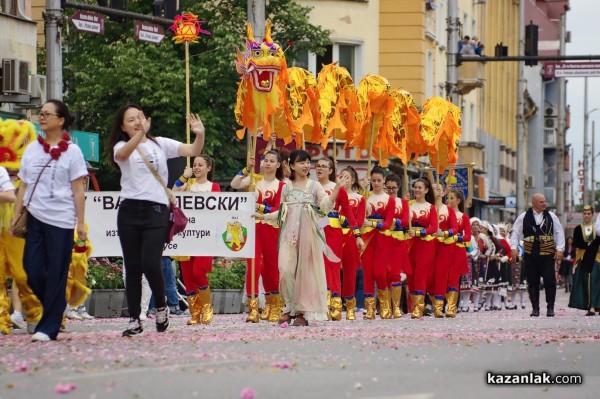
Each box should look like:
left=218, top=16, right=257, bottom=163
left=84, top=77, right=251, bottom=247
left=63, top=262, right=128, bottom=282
left=258, top=150, right=348, bottom=326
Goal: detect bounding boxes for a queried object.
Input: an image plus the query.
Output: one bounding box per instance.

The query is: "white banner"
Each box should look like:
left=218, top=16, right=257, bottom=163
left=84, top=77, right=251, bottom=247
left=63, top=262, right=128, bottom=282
left=86, top=192, right=255, bottom=258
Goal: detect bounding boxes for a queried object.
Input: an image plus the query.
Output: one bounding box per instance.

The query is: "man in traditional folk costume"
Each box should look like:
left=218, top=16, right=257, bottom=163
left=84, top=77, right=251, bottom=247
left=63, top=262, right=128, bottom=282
left=510, top=193, right=564, bottom=317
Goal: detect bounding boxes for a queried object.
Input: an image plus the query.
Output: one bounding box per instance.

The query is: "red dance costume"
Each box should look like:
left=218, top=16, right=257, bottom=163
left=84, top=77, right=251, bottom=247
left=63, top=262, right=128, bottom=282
left=407, top=201, right=438, bottom=295
left=321, top=182, right=358, bottom=298
left=449, top=212, right=472, bottom=291
left=386, top=197, right=411, bottom=286
left=360, top=193, right=395, bottom=296
left=341, top=191, right=365, bottom=299
left=180, top=182, right=221, bottom=294
left=246, top=179, right=286, bottom=297
left=429, top=204, right=458, bottom=299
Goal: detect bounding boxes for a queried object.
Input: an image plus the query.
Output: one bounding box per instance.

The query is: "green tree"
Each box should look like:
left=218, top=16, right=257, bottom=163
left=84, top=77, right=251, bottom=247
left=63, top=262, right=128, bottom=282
left=61, top=0, right=330, bottom=189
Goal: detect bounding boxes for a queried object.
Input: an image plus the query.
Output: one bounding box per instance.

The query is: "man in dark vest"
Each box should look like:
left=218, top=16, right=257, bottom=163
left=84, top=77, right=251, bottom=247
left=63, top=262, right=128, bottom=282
left=510, top=194, right=565, bottom=317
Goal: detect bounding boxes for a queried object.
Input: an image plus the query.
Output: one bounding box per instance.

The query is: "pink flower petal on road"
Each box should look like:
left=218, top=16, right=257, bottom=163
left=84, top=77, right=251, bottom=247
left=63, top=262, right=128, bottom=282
left=240, top=387, right=255, bottom=399
left=270, top=361, right=291, bottom=369
left=54, top=383, right=77, bottom=394
left=13, top=362, right=28, bottom=373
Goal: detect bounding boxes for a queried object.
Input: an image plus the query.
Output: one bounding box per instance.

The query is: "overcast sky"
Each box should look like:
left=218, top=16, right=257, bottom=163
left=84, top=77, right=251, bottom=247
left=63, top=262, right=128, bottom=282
left=565, top=0, right=600, bottom=204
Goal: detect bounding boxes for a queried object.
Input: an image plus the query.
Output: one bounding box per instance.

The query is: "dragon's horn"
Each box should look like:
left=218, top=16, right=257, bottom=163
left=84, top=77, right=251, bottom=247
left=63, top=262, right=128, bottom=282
left=265, top=19, right=273, bottom=42
left=247, top=22, right=255, bottom=42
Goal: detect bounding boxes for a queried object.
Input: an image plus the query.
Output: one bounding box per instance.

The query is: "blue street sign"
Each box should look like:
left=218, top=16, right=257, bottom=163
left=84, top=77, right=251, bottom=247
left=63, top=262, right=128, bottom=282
left=70, top=130, right=100, bottom=162
left=34, top=124, right=100, bottom=162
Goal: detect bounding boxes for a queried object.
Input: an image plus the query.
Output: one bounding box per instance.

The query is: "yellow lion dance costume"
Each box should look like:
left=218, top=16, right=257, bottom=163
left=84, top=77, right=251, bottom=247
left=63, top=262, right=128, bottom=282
left=0, top=118, right=42, bottom=334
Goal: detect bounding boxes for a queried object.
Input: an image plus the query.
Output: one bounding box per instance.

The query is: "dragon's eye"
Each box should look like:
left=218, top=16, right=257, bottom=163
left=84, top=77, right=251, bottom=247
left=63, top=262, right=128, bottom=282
left=270, top=50, right=278, bottom=56
left=253, top=50, right=262, bottom=57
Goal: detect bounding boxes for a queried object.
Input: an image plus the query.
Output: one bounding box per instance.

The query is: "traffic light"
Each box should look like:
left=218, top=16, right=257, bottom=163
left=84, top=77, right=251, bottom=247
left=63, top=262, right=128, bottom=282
left=164, top=0, right=177, bottom=19
left=101, top=0, right=124, bottom=22
left=153, top=0, right=177, bottom=19
left=525, top=22, right=539, bottom=66
left=495, top=43, right=508, bottom=57
left=152, top=0, right=164, bottom=17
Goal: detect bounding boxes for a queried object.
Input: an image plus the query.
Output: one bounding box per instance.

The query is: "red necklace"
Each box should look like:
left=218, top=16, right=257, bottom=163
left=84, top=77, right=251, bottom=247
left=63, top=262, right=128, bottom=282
left=38, top=132, right=71, bottom=160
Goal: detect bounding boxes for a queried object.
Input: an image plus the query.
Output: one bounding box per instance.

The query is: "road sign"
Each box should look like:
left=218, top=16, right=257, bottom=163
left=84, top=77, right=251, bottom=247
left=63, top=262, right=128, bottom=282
left=70, top=11, right=105, bottom=35
left=70, top=130, right=100, bottom=163
left=34, top=124, right=100, bottom=162
left=543, top=62, right=600, bottom=79
left=487, top=196, right=506, bottom=206
left=134, top=21, right=165, bottom=45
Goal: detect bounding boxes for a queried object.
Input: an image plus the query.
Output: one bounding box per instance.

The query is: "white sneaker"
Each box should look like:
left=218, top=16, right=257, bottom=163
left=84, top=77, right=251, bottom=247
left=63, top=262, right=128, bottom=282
left=139, top=313, right=147, bottom=321
left=31, top=332, right=50, bottom=342
left=27, top=321, right=38, bottom=335
left=66, top=309, right=83, bottom=320
left=10, top=312, right=25, bottom=329
left=77, top=309, right=94, bottom=320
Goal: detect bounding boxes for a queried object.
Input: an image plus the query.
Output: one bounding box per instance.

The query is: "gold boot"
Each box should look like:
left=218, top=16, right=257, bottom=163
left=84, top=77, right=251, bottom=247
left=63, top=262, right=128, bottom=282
left=445, top=290, right=459, bottom=318
left=260, top=294, right=272, bottom=321
left=268, top=294, right=283, bottom=323
left=433, top=297, right=445, bottom=318
left=0, top=282, right=11, bottom=333
left=345, top=297, right=357, bottom=321
left=186, top=293, right=201, bottom=325
left=198, top=289, right=214, bottom=324
left=364, top=296, right=376, bottom=320
left=246, top=297, right=260, bottom=323
left=327, top=290, right=332, bottom=321
left=330, top=296, right=342, bottom=321
left=411, top=294, right=425, bottom=319
left=378, top=289, right=392, bottom=319
left=391, top=285, right=403, bottom=318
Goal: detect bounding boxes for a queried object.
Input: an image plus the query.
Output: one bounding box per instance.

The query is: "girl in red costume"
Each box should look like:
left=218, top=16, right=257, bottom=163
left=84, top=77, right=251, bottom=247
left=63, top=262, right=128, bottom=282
left=339, top=166, right=366, bottom=320
left=173, top=154, right=219, bottom=325
left=428, top=183, right=458, bottom=318
left=361, top=167, right=395, bottom=320
left=407, top=177, right=438, bottom=319
left=246, top=150, right=286, bottom=323
left=315, top=158, right=363, bottom=321
left=445, top=188, right=472, bottom=317
left=383, top=173, right=410, bottom=318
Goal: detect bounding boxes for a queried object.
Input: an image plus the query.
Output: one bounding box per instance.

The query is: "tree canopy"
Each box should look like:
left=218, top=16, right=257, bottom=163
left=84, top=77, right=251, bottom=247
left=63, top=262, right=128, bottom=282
left=62, top=0, right=331, bottom=189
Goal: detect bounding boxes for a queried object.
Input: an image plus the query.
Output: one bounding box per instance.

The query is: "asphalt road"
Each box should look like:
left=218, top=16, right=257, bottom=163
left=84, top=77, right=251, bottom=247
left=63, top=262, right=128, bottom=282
left=1, top=289, right=598, bottom=399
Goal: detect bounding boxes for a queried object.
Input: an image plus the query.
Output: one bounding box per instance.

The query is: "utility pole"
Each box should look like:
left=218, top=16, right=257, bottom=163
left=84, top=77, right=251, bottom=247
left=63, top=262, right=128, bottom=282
left=246, top=0, right=265, bottom=157
left=583, top=77, right=588, bottom=206
left=446, top=0, right=459, bottom=105
left=556, top=13, right=566, bottom=225
left=45, top=0, right=63, bottom=100
left=247, top=0, right=266, bottom=42
left=592, top=121, right=596, bottom=209
left=516, top=0, right=526, bottom=215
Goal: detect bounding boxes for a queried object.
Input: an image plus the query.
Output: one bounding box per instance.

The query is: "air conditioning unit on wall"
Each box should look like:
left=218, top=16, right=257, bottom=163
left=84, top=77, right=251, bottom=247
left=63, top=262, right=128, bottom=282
left=2, top=59, right=31, bottom=94
left=545, top=106, right=557, bottom=117
left=544, top=117, right=556, bottom=129
left=30, top=74, right=47, bottom=103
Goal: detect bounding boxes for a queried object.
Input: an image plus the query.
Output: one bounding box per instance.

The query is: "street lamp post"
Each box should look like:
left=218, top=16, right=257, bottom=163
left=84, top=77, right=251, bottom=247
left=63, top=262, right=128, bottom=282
left=592, top=121, right=597, bottom=209
left=584, top=98, right=600, bottom=207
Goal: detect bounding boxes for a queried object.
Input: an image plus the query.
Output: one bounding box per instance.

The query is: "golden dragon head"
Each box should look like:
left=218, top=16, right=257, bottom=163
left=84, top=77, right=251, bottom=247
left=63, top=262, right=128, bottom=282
left=235, top=20, right=287, bottom=93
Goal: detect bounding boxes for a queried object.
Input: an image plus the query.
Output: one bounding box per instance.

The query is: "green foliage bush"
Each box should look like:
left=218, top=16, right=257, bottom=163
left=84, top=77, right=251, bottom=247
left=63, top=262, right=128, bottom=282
left=208, top=257, right=247, bottom=289
left=87, top=257, right=125, bottom=289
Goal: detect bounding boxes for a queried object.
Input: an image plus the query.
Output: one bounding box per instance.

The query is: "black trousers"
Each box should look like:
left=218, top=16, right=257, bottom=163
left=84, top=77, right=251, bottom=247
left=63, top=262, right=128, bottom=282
left=117, top=199, right=169, bottom=319
left=524, top=253, right=556, bottom=305
left=24, top=215, right=74, bottom=340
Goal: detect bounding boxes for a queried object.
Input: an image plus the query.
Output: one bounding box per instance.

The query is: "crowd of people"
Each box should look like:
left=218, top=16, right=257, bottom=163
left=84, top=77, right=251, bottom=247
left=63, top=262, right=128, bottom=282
left=459, top=35, right=484, bottom=56
left=2, top=99, right=598, bottom=343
